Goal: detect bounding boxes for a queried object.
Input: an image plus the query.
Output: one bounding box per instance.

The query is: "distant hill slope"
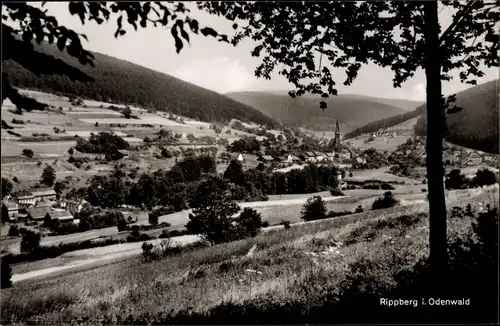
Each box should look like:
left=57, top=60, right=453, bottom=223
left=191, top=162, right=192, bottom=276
left=415, top=79, right=498, bottom=154
left=2, top=42, right=279, bottom=128
left=225, top=91, right=408, bottom=132
left=345, top=80, right=498, bottom=154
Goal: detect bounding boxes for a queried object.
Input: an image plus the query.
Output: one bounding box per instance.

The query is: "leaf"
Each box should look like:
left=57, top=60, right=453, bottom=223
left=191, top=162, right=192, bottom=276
left=69, top=2, right=78, bottom=15
left=188, top=19, right=199, bottom=34
left=95, top=17, right=103, bottom=24
left=119, top=30, right=126, bottom=36
left=320, top=101, right=327, bottom=110
left=232, top=23, right=238, bottom=29
left=80, top=33, right=88, bottom=41
left=171, top=27, right=183, bottom=54
left=321, top=93, right=329, bottom=99
left=180, top=26, right=190, bottom=44
left=200, top=27, right=218, bottom=37
left=57, top=35, right=67, bottom=51
left=22, top=31, right=33, bottom=43
left=117, top=16, right=123, bottom=29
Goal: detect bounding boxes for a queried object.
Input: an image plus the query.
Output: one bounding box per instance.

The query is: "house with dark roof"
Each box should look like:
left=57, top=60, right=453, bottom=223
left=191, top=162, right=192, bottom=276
left=1, top=201, right=19, bottom=221
left=465, top=152, right=482, bottom=166
left=26, top=206, right=52, bottom=221
left=287, top=154, right=300, bottom=163
left=45, top=210, right=75, bottom=224
left=258, top=155, right=274, bottom=162
left=304, top=152, right=316, bottom=162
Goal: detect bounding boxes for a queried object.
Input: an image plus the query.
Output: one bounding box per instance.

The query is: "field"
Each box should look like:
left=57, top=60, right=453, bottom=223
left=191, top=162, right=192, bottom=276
left=2, top=185, right=496, bottom=324
left=347, top=134, right=412, bottom=151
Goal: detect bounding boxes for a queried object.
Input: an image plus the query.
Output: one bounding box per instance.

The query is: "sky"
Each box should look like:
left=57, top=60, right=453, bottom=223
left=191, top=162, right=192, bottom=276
left=25, top=2, right=499, bottom=101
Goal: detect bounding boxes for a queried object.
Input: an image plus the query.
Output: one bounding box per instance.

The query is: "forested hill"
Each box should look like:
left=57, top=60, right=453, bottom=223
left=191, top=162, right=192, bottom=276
left=415, top=79, right=498, bottom=154
left=344, top=79, right=499, bottom=154
left=2, top=41, right=279, bottom=128
left=225, top=91, right=408, bottom=133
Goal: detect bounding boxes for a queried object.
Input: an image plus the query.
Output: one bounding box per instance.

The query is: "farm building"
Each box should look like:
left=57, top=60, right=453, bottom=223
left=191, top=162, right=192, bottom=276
left=12, top=190, right=36, bottom=208
left=45, top=210, right=75, bottom=224
left=339, top=151, right=351, bottom=160
left=313, top=152, right=325, bottom=162
left=287, top=154, right=300, bottom=163
left=304, top=152, right=316, bottom=162
left=117, top=149, right=130, bottom=158
left=465, top=152, right=483, bottom=166
left=62, top=198, right=92, bottom=216
left=1, top=201, right=19, bottom=221
left=326, top=153, right=336, bottom=162
left=236, top=153, right=245, bottom=162
left=31, top=188, right=57, bottom=203
left=259, top=155, right=274, bottom=162
left=26, top=206, right=53, bottom=221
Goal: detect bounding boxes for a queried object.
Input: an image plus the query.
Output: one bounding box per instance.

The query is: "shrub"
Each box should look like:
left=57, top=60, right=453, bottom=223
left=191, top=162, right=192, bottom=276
left=301, top=196, right=327, bottom=221
left=159, top=229, right=170, bottom=239
left=235, top=208, right=263, bottom=238
left=117, top=217, right=128, bottom=232
left=280, top=220, right=291, bottom=229
left=354, top=205, right=364, bottom=213
left=22, top=149, right=34, bottom=158
left=8, top=225, right=19, bottom=237
left=372, top=191, right=399, bottom=210
left=380, top=182, right=395, bottom=190
left=329, top=188, right=345, bottom=196
left=262, top=221, right=270, bottom=228
left=1, top=259, right=12, bottom=288
left=141, top=242, right=155, bottom=262
left=472, top=169, right=497, bottom=188
left=445, top=169, right=469, bottom=190
left=20, top=230, right=41, bottom=256
left=362, top=182, right=380, bottom=190
left=148, top=212, right=159, bottom=226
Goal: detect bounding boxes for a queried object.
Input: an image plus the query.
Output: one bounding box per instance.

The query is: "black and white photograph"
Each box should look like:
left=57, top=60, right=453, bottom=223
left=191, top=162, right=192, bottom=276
left=0, top=1, right=498, bottom=324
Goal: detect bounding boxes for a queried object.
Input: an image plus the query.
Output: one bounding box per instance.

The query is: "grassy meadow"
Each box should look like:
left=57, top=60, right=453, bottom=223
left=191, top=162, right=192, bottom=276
left=2, top=186, right=496, bottom=324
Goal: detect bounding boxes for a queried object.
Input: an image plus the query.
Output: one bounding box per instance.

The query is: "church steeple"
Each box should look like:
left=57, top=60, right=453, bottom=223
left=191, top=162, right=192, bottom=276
left=333, top=120, right=341, bottom=151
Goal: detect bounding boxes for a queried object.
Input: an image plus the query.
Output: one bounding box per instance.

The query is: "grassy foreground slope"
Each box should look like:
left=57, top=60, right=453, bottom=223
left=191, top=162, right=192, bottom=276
left=2, top=42, right=279, bottom=128
left=226, top=91, right=408, bottom=132
left=2, top=186, right=497, bottom=324
left=345, top=80, right=498, bottom=154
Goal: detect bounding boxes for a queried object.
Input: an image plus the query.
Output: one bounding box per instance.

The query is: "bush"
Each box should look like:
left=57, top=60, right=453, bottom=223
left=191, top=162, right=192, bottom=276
left=472, top=168, right=497, bottom=188
left=148, top=212, right=159, bottom=226
left=117, top=217, right=128, bottom=232
left=280, top=220, right=291, bottom=229
left=235, top=208, right=263, bottom=238
left=354, top=205, right=364, bottom=213
left=380, top=182, right=395, bottom=190
left=1, top=259, right=12, bottom=288
left=445, top=169, right=469, bottom=190
left=363, top=183, right=380, bottom=190
left=329, top=188, right=345, bottom=196
left=21, top=149, right=34, bottom=158
left=372, top=191, right=399, bottom=210
left=262, top=221, right=270, bottom=228
left=301, top=196, right=327, bottom=221
left=8, top=225, right=19, bottom=237
left=20, top=230, right=41, bottom=256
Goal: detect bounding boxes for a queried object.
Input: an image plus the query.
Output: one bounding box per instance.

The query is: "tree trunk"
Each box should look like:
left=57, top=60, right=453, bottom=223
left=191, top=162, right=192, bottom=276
left=423, top=1, right=448, bottom=280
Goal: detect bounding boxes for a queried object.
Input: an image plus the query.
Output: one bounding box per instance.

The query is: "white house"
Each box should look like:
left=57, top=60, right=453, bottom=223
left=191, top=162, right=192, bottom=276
left=12, top=190, right=36, bottom=208
left=63, top=199, right=92, bottom=216
left=466, top=152, right=482, bottom=166
left=236, top=153, right=244, bottom=162
left=31, top=188, right=57, bottom=203
left=287, top=154, right=300, bottom=163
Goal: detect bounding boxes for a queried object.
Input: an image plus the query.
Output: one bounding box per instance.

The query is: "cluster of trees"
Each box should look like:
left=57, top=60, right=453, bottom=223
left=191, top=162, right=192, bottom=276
left=227, top=136, right=261, bottom=153
left=445, top=168, right=498, bottom=190
left=75, top=132, right=129, bottom=156
left=186, top=176, right=264, bottom=244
